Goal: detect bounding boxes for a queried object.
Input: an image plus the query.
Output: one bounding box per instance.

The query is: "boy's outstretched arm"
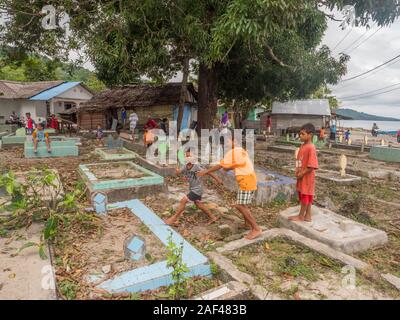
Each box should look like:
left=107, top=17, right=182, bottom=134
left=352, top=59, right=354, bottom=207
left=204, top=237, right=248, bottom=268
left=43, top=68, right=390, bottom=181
left=197, top=164, right=222, bottom=177
left=207, top=172, right=223, bottom=185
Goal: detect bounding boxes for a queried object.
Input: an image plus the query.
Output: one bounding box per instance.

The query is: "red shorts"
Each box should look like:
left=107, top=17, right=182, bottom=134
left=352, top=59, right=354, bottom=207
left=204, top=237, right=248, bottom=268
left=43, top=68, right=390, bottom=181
left=298, top=192, right=314, bottom=205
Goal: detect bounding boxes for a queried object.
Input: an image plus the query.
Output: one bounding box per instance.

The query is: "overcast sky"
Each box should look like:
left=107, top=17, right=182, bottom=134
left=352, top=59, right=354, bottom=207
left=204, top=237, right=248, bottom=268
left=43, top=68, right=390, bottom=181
left=322, top=11, right=400, bottom=117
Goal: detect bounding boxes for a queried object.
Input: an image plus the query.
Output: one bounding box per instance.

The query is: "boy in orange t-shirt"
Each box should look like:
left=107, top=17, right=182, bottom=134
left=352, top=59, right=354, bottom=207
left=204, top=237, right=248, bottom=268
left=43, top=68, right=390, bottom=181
left=198, top=131, right=261, bottom=240
left=289, top=123, right=319, bottom=222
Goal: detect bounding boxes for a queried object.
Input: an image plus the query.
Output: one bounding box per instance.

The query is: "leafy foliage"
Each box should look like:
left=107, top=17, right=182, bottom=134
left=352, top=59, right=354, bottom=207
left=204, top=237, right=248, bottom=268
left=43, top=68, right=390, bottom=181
left=0, top=168, right=95, bottom=259
left=1, top=1, right=398, bottom=127
left=166, top=231, right=189, bottom=300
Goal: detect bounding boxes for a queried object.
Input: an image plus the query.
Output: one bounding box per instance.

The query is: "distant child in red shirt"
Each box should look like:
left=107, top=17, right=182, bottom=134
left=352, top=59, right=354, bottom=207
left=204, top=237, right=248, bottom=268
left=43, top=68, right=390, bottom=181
left=289, top=123, right=319, bottom=222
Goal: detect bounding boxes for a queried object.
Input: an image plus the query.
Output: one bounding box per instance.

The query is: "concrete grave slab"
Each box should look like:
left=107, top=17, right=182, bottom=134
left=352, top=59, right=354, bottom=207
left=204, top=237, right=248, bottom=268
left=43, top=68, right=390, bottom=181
left=24, top=136, right=79, bottom=158
left=193, top=281, right=250, bottom=300
left=215, top=166, right=296, bottom=206
left=79, top=161, right=166, bottom=202
left=95, top=147, right=137, bottom=161
left=317, top=169, right=362, bottom=185
left=95, top=199, right=211, bottom=293
left=0, top=223, right=56, bottom=300
left=278, top=206, right=388, bottom=254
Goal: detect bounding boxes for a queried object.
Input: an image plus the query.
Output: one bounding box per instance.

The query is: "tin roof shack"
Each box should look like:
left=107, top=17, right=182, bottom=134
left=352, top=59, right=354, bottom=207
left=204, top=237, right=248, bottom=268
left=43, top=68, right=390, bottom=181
left=260, top=99, right=331, bottom=135
left=77, top=83, right=198, bottom=130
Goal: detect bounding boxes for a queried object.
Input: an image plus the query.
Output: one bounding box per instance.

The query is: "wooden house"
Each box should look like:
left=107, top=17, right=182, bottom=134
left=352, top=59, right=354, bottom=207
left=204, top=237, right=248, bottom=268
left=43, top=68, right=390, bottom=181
left=77, top=83, right=198, bottom=130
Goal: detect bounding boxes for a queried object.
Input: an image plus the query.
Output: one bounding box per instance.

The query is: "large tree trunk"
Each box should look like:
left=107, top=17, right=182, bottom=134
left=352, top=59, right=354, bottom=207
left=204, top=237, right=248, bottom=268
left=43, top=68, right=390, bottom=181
left=197, top=63, right=219, bottom=131
left=177, top=57, right=190, bottom=133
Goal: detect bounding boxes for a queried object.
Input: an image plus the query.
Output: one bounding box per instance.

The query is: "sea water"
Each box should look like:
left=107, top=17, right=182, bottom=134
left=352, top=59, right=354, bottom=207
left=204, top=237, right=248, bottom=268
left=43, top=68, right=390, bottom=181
left=339, top=120, right=400, bottom=132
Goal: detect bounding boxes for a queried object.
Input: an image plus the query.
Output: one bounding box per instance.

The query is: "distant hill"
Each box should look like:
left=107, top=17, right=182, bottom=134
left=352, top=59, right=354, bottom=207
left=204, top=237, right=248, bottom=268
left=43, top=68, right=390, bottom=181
left=335, top=109, right=400, bottom=121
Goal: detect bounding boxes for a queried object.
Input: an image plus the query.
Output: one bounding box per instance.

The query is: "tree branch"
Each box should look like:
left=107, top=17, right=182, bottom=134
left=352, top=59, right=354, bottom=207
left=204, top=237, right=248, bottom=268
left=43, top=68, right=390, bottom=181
left=265, top=44, right=290, bottom=67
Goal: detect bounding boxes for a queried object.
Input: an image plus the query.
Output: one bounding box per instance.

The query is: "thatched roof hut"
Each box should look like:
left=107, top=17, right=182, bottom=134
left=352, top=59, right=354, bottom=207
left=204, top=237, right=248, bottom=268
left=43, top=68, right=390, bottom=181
left=77, top=82, right=198, bottom=130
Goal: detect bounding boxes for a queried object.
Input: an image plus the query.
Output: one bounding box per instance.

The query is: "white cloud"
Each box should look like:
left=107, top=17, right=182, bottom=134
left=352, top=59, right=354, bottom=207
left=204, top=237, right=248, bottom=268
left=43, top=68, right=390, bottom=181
left=322, top=10, right=400, bottom=118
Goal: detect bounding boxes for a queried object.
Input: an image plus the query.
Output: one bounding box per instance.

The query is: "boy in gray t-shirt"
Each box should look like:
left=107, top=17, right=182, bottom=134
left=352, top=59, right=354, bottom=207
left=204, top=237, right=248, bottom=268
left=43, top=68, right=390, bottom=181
left=165, top=152, right=222, bottom=226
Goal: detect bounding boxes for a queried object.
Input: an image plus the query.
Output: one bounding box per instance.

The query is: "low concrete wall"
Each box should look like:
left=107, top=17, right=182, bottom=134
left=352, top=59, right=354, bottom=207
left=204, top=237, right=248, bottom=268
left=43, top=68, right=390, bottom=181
left=215, top=166, right=296, bottom=206
left=369, top=146, right=400, bottom=163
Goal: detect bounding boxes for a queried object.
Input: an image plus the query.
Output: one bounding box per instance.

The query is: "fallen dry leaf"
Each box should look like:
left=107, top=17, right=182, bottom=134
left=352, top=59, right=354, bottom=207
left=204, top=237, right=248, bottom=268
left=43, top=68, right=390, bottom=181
left=8, top=273, right=16, bottom=279
left=293, top=292, right=301, bottom=300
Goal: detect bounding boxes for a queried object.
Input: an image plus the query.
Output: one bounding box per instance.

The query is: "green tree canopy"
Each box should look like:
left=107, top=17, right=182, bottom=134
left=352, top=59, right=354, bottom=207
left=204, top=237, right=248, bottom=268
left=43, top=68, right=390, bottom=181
left=0, top=1, right=398, bottom=128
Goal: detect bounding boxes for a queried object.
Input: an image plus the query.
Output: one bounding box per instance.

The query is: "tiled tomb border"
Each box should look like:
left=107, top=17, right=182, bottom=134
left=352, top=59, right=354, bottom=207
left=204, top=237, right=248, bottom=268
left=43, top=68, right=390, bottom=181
left=208, top=228, right=400, bottom=300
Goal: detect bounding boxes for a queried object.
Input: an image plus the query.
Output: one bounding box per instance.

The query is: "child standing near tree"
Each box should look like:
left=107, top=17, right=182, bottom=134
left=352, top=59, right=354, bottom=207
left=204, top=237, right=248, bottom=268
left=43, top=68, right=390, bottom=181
left=289, top=123, right=319, bottom=222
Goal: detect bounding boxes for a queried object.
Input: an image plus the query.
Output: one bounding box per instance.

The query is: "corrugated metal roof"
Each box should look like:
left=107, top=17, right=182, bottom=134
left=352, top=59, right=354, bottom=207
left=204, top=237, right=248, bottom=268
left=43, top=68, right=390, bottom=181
left=29, top=82, right=81, bottom=100
left=272, top=99, right=331, bottom=116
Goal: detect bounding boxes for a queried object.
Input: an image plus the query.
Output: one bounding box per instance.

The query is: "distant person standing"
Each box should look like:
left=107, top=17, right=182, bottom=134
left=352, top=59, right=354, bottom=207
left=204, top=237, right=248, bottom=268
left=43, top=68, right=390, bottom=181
left=121, top=108, right=127, bottom=128
left=397, top=129, right=400, bottom=143
left=319, top=127, right=325, bottom=141
left=129, top=111, right=139, bottom=141
left=330, top=124, right=337, bottom=141
left=266, top=115, right=272, bottom=134
left=50, top=114, right=59, bottom=131
left=372, top=123, right=379, bottom=137
left=344, top=129, right=351, bottom=142
left=25, top=113, right=35, bottom=135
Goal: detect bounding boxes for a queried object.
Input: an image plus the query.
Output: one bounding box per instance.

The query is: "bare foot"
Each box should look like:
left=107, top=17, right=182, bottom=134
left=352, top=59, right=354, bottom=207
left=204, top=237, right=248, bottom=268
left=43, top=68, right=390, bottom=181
left=245, top=229, right=262, bottom=240
left=164, top=217, right=177, bottom=225
left=288, top=215, right=305, bottom=222
left=304, top=216, right=312, bottom=222
left=207, top=216, right=220, bottom=225
left=34, top=149, right=37, bottom=153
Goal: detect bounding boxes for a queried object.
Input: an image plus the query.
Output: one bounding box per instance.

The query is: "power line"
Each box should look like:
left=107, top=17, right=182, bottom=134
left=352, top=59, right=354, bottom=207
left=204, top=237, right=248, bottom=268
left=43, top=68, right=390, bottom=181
left=338, top=82, right=400, bottom=100
left=341, top=53, right=400, bottom=82
left=344, top=27, right=383, bottom=54
left=332, top=28, right=353, bottom=52
left=335, top=57, right=400, bottom=89
left=340, top=85, right=400, bottom=100
left=339, top=23, right=376, bottom=53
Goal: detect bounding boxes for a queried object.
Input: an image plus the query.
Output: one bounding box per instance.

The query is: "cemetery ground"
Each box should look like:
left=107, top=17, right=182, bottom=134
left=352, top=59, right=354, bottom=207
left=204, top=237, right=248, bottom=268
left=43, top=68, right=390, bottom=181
left=0, top=136, right=399, bottom=300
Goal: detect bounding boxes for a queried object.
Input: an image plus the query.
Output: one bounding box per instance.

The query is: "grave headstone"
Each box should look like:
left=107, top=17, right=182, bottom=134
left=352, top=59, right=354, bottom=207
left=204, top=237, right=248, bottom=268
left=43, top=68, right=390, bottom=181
left=92, top=192, right=108, bottom=214
left=15, top=128, right=26, bottom=136
left=107, top=135, right=114, bottom=149
left=111, top=118, right=118, bottom=131
left=124, top=236, right=145, bottom=261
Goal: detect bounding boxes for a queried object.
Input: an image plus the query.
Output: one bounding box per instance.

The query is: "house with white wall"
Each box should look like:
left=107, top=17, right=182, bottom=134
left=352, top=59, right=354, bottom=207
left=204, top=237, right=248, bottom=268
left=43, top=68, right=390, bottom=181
left=0, top=80, right=93, bottom=124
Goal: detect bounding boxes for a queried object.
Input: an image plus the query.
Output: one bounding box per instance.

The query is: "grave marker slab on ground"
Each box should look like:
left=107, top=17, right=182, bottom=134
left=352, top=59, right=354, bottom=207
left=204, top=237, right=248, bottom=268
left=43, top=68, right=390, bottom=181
left=95, top=199, right=211, bottom=293
left=317, top=169, right=362, bottom=185
left=278, top=206, right=388, bottom=254
left=79, top=161, right=166, bottom=202
left=95, top=147, right=137, bottom=160
left=25, top=137, right=79, bottom=158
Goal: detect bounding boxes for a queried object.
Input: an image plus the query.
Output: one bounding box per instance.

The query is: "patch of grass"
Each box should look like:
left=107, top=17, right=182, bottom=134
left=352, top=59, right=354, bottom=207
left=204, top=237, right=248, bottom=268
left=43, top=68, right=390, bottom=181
left=274, top=256, right=318, bottom=282
left=139, top=223, right=151, bottom=235
left=59, top=280, right=79, bottom=300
